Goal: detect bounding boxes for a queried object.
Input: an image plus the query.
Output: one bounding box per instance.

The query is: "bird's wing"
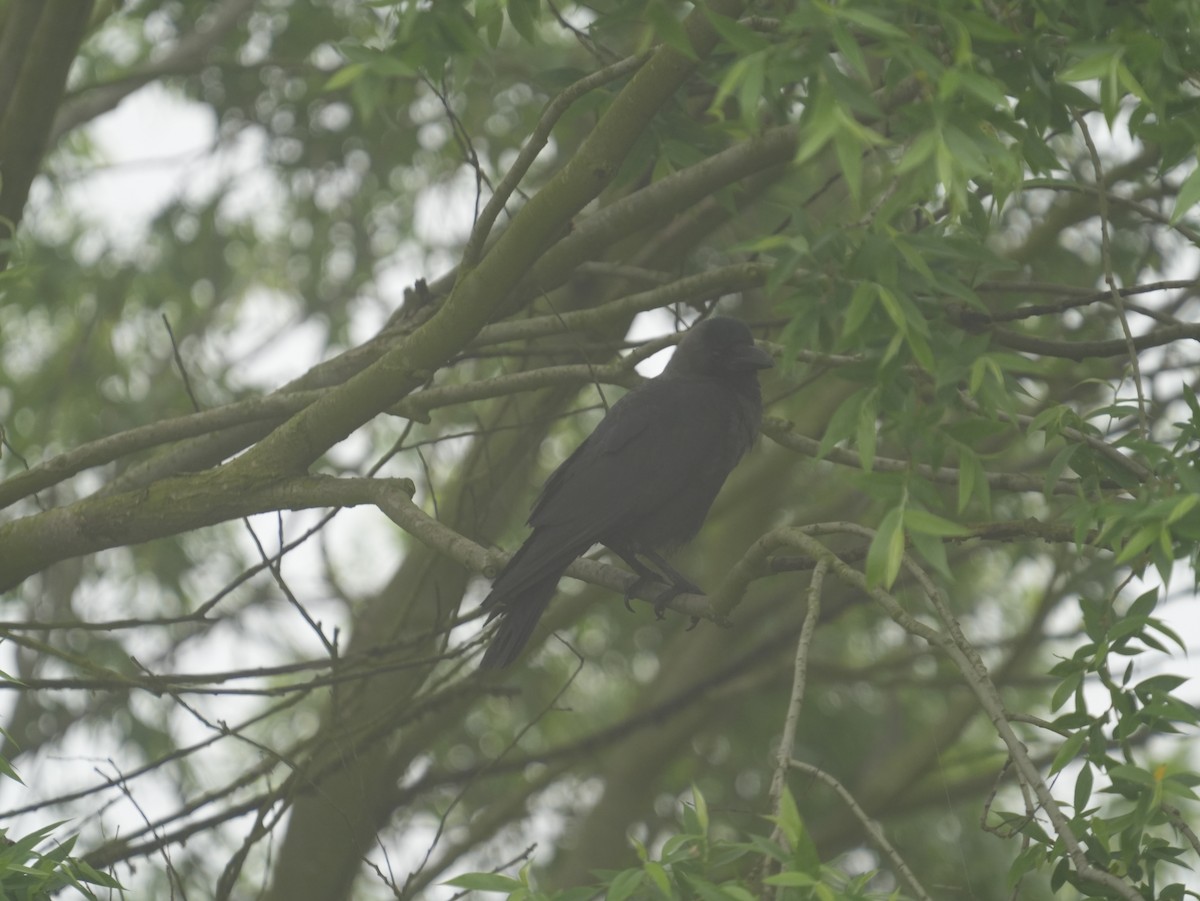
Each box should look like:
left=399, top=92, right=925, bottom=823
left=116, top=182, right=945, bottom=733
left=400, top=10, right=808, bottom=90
left=487, top=377, right=749, bottom=603
left=528, top=377, right=737, bottom=534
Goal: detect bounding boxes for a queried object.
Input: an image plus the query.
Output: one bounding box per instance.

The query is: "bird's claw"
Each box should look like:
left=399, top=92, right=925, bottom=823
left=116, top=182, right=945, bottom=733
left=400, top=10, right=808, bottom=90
left=653, top=585, right=684, bottom=620
left=623, top=577, right=648, bottom=613
left=686, top=615, right=700, bottom=631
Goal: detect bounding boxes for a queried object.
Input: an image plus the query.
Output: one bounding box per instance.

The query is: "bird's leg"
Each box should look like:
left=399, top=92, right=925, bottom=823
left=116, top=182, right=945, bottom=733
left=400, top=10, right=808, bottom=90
left=608, top=547, right=705, bottom=621
left=608, top=546, right=665, bottom=612
left=639, top=551, right=704, bottom=620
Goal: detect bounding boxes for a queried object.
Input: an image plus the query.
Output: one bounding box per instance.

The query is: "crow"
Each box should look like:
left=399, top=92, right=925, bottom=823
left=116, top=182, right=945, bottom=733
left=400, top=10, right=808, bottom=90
left=477, top=316, right=773, bottom=669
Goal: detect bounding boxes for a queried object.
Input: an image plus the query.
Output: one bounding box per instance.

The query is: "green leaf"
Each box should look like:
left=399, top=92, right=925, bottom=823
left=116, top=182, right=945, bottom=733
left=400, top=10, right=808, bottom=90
left=1059, top=48, right=1122, bottom=83
left=661, top=832, right=696, bottom=860
left=629, top=835, right=649, bottom=862
left=1167, top=494, right=1199, bottom=524
left=1146, top=618, right=1187, bottom=652
left=774, top=787, right=803, bottom=848
left=1044, top=443, right=1080, bottom=497
left=795, top=88, right=838, bottom=164
left=1170, top=166, right=1200, bottom=225
left=1051, top=857, right=1071, bottom=892
left=842, top=282, right=876, bottom=338
left=828, top=7, right=906, bottom=40
left=710, top=53, right=762, bottom=119
left=957, top=70, right=1009, bottom=108
left=834, top=124, right=863, bottom=203
left=606, top=869, right=645, bottom=901
left=646, top=3, right=697, bottom=59
left=957, top=447, right=978, bottom=513
left=1050, top=670, right=1082, bottom=713
left=904, top=507, right=971, bottom=537
left=480, top=0, right=504, bottom=46
left=1115, top=524, right=1160, bottom=564
left=442, top=872, right=526, bottom=891
left=691, top=783, right=709, bottom=835
left=764, top=871, right=818, bottom=886
left=506, top=0, right=539, bottom=43
left=867, top=506, right=905, bottom=588
left=643, top=860, right=671, bottom=895
left=905, top=326, right=935, bottom=371
left=1115, top=61, right=1150, bottom=106
left=702, top=6, right=769, bottom=53
left=1110, top=764, right=1156, bottom=787
left=323, top=63, right=366, bottom=92
left=1075, top=763, right=1094, bottom=813
left=831, top=24, right=869, bottom=81
left=736, top=53, right=767, bottom=128
left=856, top=388, right=878, bottom=472
left=909, top=529, right=951, bottom=579
left=876, top=284, right=906, bottom=333
left=896, top=129, right=938, bottom=174
left=1049, top=730, right=1087, bottom=774
left=818, top=388, right=868, bottom=459
left=942, top=125, right=989, bottom=177
left=718, top=886, right=759, bottom=901
left=679, top=870, right=740, bottom=901
left=1126, top=588, right=1159, bottom=618
left=1135, top=673, right=1188, bottom=696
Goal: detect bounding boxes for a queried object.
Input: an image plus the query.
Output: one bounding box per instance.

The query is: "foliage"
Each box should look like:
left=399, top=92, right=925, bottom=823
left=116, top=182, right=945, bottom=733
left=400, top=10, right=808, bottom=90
left=0, top=0, right=1198, bottom=899
left=0, top=725, right=122, bottom=900
left=445, top=787, right=909, bottom=901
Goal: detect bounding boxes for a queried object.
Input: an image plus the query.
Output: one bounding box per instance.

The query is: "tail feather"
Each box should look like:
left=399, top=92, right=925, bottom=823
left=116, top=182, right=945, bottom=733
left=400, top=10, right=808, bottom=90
left=478, top=574, right=560, bottom=669
left=478, top=530, right=583, bottom=669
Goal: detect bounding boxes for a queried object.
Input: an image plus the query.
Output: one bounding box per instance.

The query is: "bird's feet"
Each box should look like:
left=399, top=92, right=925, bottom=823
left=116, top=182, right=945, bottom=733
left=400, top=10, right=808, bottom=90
left=652, top=584, right=687, bottom=620
left=623, top=576, right=650, bottom=612
left=624, top=575, right=705, bottom=621
left=625, top=579, right=682, bottom=618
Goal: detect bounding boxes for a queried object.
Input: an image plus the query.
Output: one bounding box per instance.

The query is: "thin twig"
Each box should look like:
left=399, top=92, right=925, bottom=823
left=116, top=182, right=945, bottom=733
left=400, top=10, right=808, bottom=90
left=1163, top=802, right=1200, bottom=858
left=1070, top=109, right=1148, bottom=437
left=768, top=558, right=826, bottom=897
left=787, top=759, right=934, bottom=901
left=162, top=314, right=201, bottom=412
left=460, top=51, right=650, bottom=269
left=769, top=558, right=826, bottom=815
left=756, top=525, right=1143, bottom=901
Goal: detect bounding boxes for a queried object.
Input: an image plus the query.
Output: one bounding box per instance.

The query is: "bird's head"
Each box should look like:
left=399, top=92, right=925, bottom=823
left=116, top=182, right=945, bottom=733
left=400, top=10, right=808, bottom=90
left=665, top=316, right=774, bottom=378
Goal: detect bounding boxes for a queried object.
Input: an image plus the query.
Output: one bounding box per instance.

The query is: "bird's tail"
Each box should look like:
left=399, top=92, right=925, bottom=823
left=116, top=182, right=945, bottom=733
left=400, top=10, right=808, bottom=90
left=478, top=574, right=560, bottom=669
left=478, top=532, right=579, bottom=669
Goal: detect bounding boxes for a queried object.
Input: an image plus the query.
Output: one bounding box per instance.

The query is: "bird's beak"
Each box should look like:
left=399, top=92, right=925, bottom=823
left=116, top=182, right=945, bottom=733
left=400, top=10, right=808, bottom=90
left=730, top=342, right=774, bottom=371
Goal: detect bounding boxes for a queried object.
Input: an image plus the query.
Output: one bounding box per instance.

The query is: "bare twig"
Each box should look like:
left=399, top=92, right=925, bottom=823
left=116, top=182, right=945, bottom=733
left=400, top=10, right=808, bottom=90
left=787, top=759, right=934, bottom=901
left=768, top=558, right=826, bottom=895
left=741, top=524, right=1143, bottom=901
left=1070, top=109, right=1148, bottom=437
left=460, top=51, right=650, bottom=269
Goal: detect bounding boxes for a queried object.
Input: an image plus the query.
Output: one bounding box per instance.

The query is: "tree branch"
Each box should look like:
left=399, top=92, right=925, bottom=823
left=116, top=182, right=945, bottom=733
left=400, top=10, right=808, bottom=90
left=49, top=0, right=258, bottom=142
left=0, top=475, right=414, bottom=592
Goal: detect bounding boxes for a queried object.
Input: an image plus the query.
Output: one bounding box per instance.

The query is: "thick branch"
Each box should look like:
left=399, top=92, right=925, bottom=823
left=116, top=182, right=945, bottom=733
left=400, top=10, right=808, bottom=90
left=0, top=0, right=95, bottom=264
left=0, top=475, right=414, bottom=592
left=49, top=0, right=257, bottom=142
left=461, top=50, right=651, bottom=268
left=982, top=321, right=1200, bottom=362
left=224, top=0, right=749, bottom=480
left=0, top=390, right=322, bottom=511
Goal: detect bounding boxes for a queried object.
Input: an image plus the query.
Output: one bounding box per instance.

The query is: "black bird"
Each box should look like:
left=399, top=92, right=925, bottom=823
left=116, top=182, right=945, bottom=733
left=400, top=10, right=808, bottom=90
left=478, top=316, right=773, bottom=669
